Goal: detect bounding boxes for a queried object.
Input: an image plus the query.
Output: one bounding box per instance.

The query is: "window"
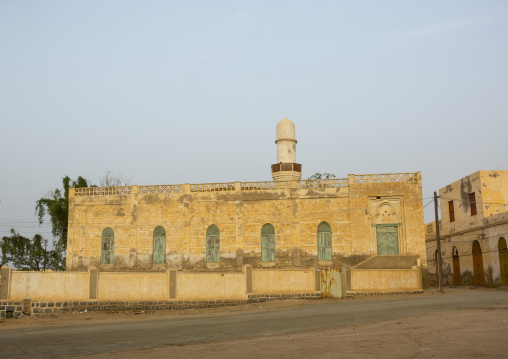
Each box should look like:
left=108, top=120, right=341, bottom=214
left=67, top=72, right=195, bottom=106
left=153, top=226, right=166, bottom=264
left=317, top=222, right=332, bottom=261
left=261, top=224, right=275, bottom=262
left=101, top=227, right=114, bottom=264
left=206, top=225, right=220, bottom=263
left=448, top=201, right=455, bottom=222
left=469, top=192, right=477, bottom=216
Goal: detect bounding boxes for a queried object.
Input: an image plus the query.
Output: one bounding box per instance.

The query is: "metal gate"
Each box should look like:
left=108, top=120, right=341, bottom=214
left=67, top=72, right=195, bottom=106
left=320, top=268, right=342, bottom=298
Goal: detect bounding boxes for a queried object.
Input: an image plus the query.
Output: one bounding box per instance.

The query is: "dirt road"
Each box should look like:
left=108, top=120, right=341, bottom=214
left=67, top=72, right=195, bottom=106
left=1, top=288, right=507, bottom=358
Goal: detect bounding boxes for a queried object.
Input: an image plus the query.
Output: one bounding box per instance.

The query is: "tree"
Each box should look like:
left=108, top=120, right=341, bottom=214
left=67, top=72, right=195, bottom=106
left=308, top=173, right=336, bottom=179
left=98, top=170, right=133, bottom=187
left=35, top=176, right=90, bottom=270
left=1, top=230, right=47, bottom=270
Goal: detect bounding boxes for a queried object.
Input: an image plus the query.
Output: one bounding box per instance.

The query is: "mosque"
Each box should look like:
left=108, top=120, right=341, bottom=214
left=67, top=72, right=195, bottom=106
left=66, top=118, right=428, bottom=286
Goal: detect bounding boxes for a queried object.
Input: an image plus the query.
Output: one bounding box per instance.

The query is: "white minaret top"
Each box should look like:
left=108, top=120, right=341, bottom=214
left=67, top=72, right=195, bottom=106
left=275, top=117, right=297, bottom=163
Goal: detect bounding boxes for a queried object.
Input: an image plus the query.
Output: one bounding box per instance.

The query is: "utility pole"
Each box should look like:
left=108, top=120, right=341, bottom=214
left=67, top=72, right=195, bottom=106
left=434, top=191, right=444, bottom=294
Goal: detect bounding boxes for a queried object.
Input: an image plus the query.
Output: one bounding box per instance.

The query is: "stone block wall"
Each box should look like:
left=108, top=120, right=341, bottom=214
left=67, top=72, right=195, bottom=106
left=1, top=293, right=321, bottom=318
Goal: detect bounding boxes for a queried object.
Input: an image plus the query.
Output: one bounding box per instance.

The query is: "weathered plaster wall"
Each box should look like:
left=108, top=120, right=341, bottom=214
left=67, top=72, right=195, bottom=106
left=252, top=269, right=316, bottom=293
left=2, top=265, right=319, bottom=301
left=9, top=272, right=89, bottom=300
left=351, top=268, right=421, bottom=291
left=98, top=272, right=169, bottom=300
left=481, top=171, right=508, bottom=218
left=67, top=174, right=426, bottom=273
left=176, top=272, right=246, bottom=299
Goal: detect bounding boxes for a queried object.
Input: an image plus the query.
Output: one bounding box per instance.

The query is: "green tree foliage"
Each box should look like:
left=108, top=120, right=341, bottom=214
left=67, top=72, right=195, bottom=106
left=308, top=173, right=336, bottom=179
left=1, top=230, right=47, bottom=270
left=35, top=176, right=90, bottom=270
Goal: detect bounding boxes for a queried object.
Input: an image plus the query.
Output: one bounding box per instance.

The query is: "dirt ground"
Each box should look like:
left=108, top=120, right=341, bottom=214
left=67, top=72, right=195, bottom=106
left=86, top=308, right=508, bottom=359
left=2, top=287, right=508, bottom=358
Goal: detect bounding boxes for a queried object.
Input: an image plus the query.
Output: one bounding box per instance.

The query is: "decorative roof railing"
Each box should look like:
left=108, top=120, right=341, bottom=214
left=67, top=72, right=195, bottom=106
left=71, top=173, right=419, bottom=197
left=74, top=186, right=132, bottom=196
left=353, top=173, right=419, bottom=183
left=297, top=178, right=349, bottom=189
left=139, top=185, right=183, bottom=194
left=191, top=182, right=236, bottom=192
left=241, top=181, right=292, bottom=191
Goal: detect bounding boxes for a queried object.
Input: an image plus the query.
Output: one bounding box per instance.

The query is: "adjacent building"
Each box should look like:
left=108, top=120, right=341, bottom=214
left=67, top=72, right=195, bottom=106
left=426, top=170, right=508, bottom=287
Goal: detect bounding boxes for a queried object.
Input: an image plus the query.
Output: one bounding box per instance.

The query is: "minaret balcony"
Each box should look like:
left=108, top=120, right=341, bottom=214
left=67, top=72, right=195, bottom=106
left=271, top=163, right=302, bottom=173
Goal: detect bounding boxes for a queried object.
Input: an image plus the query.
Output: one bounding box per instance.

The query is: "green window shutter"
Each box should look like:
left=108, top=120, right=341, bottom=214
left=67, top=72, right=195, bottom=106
left=206, top=225, right=220, bottom=263
left=261, top=224, right=275, bottom=262
left=101, top=227, right=114, bottom=264
left=153, top=226, right=166, bottom=264
left=317, top=222, right=332, bottom=261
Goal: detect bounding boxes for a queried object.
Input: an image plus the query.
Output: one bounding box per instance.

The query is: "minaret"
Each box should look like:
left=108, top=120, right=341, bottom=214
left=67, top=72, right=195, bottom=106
left=271, top=117, right=302, bottom=181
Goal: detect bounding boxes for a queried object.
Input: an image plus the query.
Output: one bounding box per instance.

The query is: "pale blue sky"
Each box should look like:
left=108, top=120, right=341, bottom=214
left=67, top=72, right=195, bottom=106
left=1, top=1, right=507, bottom=239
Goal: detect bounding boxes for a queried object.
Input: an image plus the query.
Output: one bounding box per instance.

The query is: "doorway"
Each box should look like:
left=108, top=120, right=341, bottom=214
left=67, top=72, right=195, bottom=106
left=498, top=238, right=508, bottom=285
left=472, top=241, right=485, bottom=286
left=452, top=247, right=461, bottom=285
left=376, top=226, right=399, bottom=255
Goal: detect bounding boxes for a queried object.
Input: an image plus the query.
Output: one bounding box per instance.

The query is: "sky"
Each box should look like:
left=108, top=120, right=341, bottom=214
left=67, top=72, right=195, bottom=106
left=1, top=1, right=507, bottom=242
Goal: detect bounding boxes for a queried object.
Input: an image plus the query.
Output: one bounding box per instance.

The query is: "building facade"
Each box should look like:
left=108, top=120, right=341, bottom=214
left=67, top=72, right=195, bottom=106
left=426, top=170, right=508, bottom=287
left=66, top=119, right=428, bottom=283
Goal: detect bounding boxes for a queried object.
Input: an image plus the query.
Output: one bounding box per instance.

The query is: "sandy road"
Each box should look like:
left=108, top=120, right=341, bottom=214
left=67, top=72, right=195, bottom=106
left=1, top=289, right=507, bottom=358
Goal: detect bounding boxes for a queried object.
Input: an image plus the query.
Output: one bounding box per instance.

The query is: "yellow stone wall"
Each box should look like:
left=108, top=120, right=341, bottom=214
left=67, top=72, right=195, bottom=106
left=67, top=173, right=426, bottom=273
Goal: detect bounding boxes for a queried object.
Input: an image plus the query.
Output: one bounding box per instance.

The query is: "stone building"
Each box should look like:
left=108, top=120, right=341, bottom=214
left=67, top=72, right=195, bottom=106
left=426, top=170, right=508, bottom=287
left=66, top=118, right=427, bottom=282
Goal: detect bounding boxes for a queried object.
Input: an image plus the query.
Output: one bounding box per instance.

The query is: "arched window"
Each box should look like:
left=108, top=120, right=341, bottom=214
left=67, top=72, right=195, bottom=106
left=153, top=226, right=166, bottom=264
left=101, top=227, right=114, bottom=264
left=317, top=222, right=332, bottom=261
left=261, top=224, right=275, bottom=262
left=206, top=225, right=220, bottom=263
left=498, top=237, right=508, bottom=285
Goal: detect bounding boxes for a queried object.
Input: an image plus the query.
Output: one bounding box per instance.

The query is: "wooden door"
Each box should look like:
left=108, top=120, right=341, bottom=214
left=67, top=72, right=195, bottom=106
left=377, top=226, right=399, bottom=255
left=472, top=241, right=485, bottom=286
left=452, top=248, right=461, bottom=285
left=498, top=238, right=508, bottom=285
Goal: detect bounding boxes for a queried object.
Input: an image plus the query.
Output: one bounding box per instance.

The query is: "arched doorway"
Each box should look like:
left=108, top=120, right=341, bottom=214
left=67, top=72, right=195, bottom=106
left=434, top=249, right=440, bottom=286
left=472, top=241, right=485, bottom=286
left=452, top=247, right=461, bottom=285
left=498, top=238, right=508, bottom=285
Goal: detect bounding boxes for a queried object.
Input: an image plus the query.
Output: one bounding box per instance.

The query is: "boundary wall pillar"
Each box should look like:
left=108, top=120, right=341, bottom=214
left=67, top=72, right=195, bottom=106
left=0, top=266, right=11, bottom=299
left=89, top=267, right=98, bottom=299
